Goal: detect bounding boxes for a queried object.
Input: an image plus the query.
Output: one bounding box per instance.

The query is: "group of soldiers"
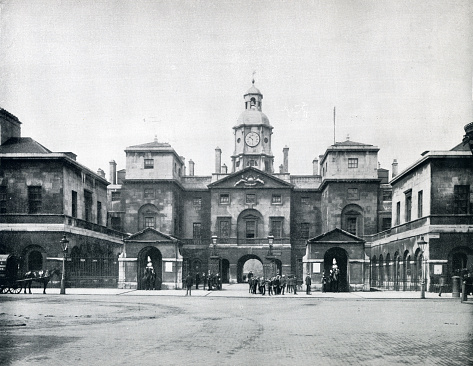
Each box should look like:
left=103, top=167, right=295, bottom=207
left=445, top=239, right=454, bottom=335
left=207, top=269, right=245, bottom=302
left=184, top=272, right=222, bottom=295
left=247, top=273, right=299, bottom=295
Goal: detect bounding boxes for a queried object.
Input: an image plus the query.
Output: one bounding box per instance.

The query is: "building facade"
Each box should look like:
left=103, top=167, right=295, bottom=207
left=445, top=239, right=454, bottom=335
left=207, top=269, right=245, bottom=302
left=109, top=83, right=392, bottom=290
left=0, top=109, right=123, bottom=287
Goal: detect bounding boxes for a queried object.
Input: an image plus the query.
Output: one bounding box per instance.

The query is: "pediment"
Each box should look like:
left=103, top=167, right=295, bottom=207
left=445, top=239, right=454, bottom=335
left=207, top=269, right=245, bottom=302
left=208, top=167, right=293, bottom=189
left=307, top=228, right=364, bottom=244
left=125, top=227, right=178, bottom=242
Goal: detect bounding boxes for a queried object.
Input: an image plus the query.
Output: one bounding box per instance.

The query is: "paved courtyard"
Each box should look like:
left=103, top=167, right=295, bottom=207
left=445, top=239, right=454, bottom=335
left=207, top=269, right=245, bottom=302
left=1, top=285, right=472, bottom=366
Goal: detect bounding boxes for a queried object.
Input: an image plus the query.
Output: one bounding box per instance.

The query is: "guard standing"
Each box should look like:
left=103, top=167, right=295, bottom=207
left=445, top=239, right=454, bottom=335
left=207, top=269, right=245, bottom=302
left=305, top=274, right=312, bottom=295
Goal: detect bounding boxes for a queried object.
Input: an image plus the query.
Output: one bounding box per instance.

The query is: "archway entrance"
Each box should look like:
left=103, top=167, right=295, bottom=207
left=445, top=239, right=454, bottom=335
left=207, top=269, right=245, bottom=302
left=221, top=259, right=230, bottom=283
left=324, top=247, right=349, bottom=292
left=137, top=247, right=163, bottom=290
left=237, top=255, right=263, bottom=283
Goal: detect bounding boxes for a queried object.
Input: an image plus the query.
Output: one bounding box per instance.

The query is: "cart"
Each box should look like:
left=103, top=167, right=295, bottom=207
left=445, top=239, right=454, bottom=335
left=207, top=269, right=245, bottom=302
left=0, top=254, right=22, bottom=294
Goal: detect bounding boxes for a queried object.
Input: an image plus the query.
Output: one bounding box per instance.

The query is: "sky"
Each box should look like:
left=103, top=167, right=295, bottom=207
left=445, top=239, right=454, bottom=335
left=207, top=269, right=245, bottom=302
left=1, top=0, right=472, bottom=179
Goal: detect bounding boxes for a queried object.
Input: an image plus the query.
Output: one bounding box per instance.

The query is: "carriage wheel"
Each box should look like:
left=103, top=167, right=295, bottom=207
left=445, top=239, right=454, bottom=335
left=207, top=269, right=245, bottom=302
left=0, top=286, right=8, bottom=294
left=9, top=286, right=22, bottom=294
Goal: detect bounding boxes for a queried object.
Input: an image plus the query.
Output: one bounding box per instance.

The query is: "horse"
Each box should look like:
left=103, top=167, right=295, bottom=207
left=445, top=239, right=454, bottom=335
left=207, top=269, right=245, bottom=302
left=330, top=268, right=340, bottom=292
left=142, top=267, right=156, bottom=290
left=22, top=269, right=61, bottom=294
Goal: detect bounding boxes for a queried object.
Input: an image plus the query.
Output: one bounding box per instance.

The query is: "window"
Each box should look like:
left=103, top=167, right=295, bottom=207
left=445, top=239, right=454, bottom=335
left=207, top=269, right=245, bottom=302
left=300, top=223, right=310, bottom=239
left=111, top=217, right=121, bottom=231
left=396, top=202, right=401, bottom=225
left=246, top=220, right=256, bottom=239
left=219, top=220, right=230, bottom=238
left=301, top=197, right=310, bottom=205
left=97, top=201, right=102, bottom=225
left=144, top=188, right=154, bottom=199
left=144, top=217, right=155, bottom=228
left=111, top=191, right=121, bottom=201
left=405, top=191, right=412, bottom=222
left=248, top=160, right=257, bottom=167
left=382, top=217, right=391, bottom=231
left=0, top=186, right=7, bottom=214
left=347, top=188, right=359, bottom=200
left=193, top=197, right=202, bottom=210
left=347, top=217, right=357, bottom=235
left=84, top=190, right=93, bottom=222
left=219, top=194, right=230, bottom=204
left=348, top=158, right=358, bottom=168
left=72, top=191, right=77, bottom=218
left=246, top=194, right=256, bottom=204
left=270, top=219, right=283, bottom=238
left=418, top=190, right=423, bottom=218
left=144, top=159, right=154, bottom=169
left=193, top=223, right=202, bottom=241
left=454, top=185, right=470, bottom=214
left=28, top=186, right=42, bottom=214
left=382, top=190, right=392, bottom=201
left=272, top=194, right=282, bottom=204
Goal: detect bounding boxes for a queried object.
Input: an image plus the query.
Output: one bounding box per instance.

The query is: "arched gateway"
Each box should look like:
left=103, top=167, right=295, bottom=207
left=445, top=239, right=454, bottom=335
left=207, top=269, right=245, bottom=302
left=324, top=247, right=349, bottom=292
left=137, top=246, right=162, bottom=290
left=237, top=255, right=263, bottom=283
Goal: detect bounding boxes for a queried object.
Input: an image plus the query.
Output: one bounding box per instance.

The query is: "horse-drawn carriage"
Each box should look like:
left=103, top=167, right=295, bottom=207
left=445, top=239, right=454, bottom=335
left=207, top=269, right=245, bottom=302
left=0, top=254, right=22, bottom=294
left=1, top=254, right=60, bottom=294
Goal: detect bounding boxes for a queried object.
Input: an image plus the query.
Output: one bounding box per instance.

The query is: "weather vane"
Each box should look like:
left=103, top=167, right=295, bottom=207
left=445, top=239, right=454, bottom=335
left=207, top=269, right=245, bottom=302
left=252, top=70, right=256, bottom=84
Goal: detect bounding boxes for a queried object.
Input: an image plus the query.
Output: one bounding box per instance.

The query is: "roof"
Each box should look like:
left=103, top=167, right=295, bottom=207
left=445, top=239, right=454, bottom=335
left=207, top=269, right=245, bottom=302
left=390, top=149, right=473, bottom=184
left=234, top=109, right=272, bottom=127
left=320, top=139, right=379, bottom=163
left=450, top=141, right=471, bottom=151
left=125, top=140, right=184, bottom=164
left=0, top=137, right=51, bottom=154
left=245, top=85, right=262, bottom=95
left=308, top=228, right=365, bottom=243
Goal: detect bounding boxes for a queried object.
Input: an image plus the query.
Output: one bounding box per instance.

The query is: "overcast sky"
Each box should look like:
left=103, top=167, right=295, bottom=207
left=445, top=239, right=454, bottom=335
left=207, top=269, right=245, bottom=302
left=1, top=0, right=472, bottom=179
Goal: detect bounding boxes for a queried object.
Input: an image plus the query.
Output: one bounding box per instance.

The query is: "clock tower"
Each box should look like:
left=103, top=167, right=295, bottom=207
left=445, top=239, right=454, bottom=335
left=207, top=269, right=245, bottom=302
left=231, top=81, right=274, bottom=173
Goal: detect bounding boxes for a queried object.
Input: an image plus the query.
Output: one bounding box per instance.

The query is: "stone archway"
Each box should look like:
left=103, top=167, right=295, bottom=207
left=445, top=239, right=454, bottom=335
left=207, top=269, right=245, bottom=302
left=324, top=247, right=349, bottom=292
left=237, top=254, right=263, bottom=283
left=137, top=247, right=163, bottom=290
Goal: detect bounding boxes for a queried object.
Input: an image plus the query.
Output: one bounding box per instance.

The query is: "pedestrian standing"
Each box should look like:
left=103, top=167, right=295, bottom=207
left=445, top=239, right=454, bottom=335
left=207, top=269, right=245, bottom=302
left=281, top=275, right=286, bottom=295
left=202, top=272, right=207, bottom=290
left=195, top=272, right=200, bottom=290
left=293, top=277, right=297, bottom=295
left=185, top=274, right=193, bottom=296
left=305, top=274, right=312, bottom=295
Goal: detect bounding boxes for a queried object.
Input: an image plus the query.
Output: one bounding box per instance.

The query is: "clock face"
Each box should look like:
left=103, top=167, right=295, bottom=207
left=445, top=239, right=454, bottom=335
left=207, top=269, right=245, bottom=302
left=245, top=132, right=260, bottom=147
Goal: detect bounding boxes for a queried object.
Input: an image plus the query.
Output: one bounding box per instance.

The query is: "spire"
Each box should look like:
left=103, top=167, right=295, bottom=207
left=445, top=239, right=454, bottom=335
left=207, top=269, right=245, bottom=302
left=252, top=70, right=256, bottom=85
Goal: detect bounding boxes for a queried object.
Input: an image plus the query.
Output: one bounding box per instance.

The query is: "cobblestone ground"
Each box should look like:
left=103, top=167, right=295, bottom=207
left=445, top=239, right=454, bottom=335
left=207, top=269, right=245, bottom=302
left=0, top=291, right=472, bottom=366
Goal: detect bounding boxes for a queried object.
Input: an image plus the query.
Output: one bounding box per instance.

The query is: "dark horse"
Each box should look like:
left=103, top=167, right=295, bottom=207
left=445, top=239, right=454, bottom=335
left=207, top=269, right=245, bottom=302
left=142, top=267, right=156, bottom=290
left=23, top=269, right=60, bottom=294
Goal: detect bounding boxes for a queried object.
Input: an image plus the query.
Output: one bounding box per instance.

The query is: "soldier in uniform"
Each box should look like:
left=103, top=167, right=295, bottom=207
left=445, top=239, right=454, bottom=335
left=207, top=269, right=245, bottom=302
left=305, top=274, right=312, bottom=295
left=185, top=274, right=193, bottom=296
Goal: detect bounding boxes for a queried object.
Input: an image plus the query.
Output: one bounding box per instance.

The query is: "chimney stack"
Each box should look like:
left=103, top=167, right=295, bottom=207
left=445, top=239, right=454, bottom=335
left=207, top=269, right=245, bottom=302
left=0, top=109, right=21, bottom=145
left=96, top=168, right=105, bottom=179
left=215, top=147, right=222, bottom=174
left=283, top=146, right=289, bottom=173
left=221, top=164, right=227, bottom=174
left=109, top=160, right=117, bottom=184
left=312, top=158, right=319, bottom=175
left=279, top=164, right=284, bottom=173
left=392, top=159, right=398, bottom=178
left=189, top=159, right=195, bottom=176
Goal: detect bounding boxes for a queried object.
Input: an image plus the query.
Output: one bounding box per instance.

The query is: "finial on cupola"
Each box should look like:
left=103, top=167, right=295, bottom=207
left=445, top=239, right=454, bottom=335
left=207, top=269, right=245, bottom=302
left=154, top=135, right=158, bottom=142
left=252, top=70, right=256, bottom=84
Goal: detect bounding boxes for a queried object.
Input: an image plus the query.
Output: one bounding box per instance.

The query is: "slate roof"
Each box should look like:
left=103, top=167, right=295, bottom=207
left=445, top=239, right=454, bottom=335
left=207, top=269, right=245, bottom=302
left=0, top=137, right=51, bottom=154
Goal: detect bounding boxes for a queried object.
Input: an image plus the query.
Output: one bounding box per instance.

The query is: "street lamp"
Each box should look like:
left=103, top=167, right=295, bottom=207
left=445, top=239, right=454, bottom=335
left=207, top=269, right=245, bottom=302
left=266, top=235, right=275, bottom=277
left=211, top=235, right=218, bottom=257
left=60, top=235, right=69, bottom=295
left=418, top=237, right=427, bottom=299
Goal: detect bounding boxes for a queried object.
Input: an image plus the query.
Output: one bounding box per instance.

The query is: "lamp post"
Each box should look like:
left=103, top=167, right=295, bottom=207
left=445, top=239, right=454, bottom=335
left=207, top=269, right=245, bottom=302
left=60, top=235, right=69, bottom=295
left=418, top=237, right=427, bottom=299
left=266, top=235, right=275, bottom=277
